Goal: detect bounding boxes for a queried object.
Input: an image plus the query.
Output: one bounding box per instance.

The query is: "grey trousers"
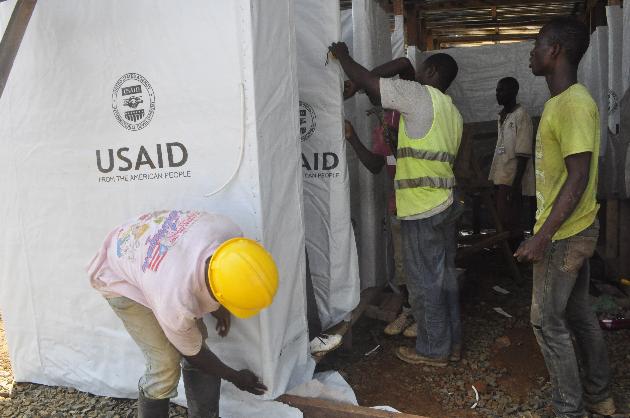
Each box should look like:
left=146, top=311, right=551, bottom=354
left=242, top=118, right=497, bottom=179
left=530, top=220, right=611, bottom=418
left=401, top=201, right=463, bottom=359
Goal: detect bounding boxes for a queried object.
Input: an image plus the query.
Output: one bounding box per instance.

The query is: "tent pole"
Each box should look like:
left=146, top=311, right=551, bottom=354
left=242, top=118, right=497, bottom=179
left=0, top=0, right=37, bottom=99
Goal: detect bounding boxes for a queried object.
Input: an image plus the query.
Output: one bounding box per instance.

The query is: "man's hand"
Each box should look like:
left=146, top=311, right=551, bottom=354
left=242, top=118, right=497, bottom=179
left=514, top=234, right=551, bottom=263
left=328, top=42, right=349, bottom=60
left=343, top=79, right=359, bottom=99
left=344, top=120, right=355, bottom=141
left=230, top=369, right=267, bottom=395
left=211, top=306, right=231, bottom=337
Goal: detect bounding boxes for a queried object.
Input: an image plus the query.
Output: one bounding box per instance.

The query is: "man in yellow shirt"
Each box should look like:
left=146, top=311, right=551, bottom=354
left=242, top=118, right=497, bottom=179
left=515, top=17, right=615, bottom=417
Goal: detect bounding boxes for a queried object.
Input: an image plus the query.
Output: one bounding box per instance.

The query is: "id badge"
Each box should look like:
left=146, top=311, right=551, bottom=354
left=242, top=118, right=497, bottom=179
left=496, top=146, right=506, bottom=155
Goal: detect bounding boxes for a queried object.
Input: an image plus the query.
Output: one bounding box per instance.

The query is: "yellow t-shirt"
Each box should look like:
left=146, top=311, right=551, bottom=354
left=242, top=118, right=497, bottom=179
left=534, top=84, right=600, bottom=241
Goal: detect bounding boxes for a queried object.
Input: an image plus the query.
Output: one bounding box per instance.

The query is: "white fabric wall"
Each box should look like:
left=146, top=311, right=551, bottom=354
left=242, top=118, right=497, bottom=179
left=0, top=1, right=311, bottom=414
left=579, top=27, right=609, bottom=156
left=295, top=0, right=360, bottom=330
left=623, top=4, right=630, bottom=95
left=351, top=0, right=392, bottom=289
left=391, top=14, right=404, bottom=59
left=0, top=0, right=16, bottom=35
left=606, top=6, right=623, bottom=134
left=420, top=41, right=549, bottom=123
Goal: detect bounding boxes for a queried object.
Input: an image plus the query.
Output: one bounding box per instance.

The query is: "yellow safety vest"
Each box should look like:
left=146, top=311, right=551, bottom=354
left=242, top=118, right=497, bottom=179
left=395, top=86, right=463, bottom=218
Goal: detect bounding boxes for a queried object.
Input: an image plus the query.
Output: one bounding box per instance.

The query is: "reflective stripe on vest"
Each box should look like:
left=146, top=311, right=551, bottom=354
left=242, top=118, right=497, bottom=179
left=397, top=147, right=456, bottom=164
left=395, top=176, right=456, bottom=190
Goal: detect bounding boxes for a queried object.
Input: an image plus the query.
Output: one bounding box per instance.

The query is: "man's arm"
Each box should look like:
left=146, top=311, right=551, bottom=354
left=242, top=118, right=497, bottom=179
left=511, top=156, right=529, bottom=191
left=514, top=152, right=591, bottom=262
left=329, top=43, right=414, bottom=104
left=185, top=347, right=267, bottom=395
left=345, top=120, right=385, bottom=174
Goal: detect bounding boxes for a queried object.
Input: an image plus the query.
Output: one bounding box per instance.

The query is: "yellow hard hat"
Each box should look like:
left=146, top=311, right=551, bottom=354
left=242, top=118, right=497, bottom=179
left=208, top=237, right=279, bottom=319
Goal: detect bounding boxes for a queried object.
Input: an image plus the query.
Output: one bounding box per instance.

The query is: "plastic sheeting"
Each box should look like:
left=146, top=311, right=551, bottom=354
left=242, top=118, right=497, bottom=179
left=391, top=14, right=404, bottom=59
left=0, top=1, right=313, bottom=414
left=296, top=0, right=360, bottom=330
left=579, top=27, right=610, bottom=158
left=624, top=4, right=630, bottom=94
left=0, top=0, right=17, bottom=36
left=419, top=41, right=549, bottom=123
left=606, top=6, right=623, bottom=134
left=349, top=0, right=392, bottom=289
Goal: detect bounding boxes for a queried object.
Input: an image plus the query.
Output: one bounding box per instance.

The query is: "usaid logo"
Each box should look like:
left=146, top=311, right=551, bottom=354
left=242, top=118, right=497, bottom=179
left=112, top=73, right=156, bottom=131
left=299, top=101, right=316, bottom=142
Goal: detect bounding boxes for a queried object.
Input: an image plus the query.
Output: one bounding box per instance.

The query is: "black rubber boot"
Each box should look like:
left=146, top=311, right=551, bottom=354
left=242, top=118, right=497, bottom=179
left=182, top=361, right=221, bottom=418
left=137, top=390, right=169, bottom=418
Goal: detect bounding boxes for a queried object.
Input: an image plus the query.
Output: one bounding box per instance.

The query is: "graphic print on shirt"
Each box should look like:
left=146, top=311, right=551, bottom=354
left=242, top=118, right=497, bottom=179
left=116, top=211, right=202, bottom=272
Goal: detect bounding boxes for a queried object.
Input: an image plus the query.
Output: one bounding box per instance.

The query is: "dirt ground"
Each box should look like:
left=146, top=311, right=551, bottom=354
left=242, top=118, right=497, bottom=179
left=319, top=248, right=630, bottom=417
left=1, top=248, right=630, bottom=417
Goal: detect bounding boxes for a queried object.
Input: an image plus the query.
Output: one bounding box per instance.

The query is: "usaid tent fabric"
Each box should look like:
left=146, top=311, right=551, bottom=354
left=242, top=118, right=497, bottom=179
left=350, top=0, right=392, bottom=289
left=421, top=41, right=549, bottom=123
left=0, top=1, right=312, bottom=414
left=295, top=0, right=360, bottom=330
left=579, top=27, right=610, bottom=156
left=391, top=14, right=404, bottom=59
left=0, top=0, right=17, bottom=35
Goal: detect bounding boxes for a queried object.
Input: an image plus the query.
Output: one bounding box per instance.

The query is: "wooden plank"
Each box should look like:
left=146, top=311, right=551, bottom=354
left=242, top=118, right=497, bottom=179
left=456, top=231, right=511, bottom=261
left=0, top=0, right=37, bottom=99
left=436, top=33, right=536, bottom=44
left=414, top=0, right=578, bottom=12
left=404, top=4, right=419, bottom=47
left=278, top=395, right=429, bottom=418
left=393, top=0, right=404, bottom=15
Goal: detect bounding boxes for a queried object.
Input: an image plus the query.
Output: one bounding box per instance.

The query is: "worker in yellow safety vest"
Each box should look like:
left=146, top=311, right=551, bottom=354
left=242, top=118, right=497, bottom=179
left=329, top=42, right=464, bottom=367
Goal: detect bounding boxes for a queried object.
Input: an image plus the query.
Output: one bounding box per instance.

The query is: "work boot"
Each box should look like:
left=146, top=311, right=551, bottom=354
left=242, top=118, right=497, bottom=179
left=402, top=322, right=417, bottom=338
left=585, top=396, right=616, bottom=416
left=384, top=310, right=413, bottom=336
left=182, top=364, right=221, bottom=418
left=137, top=390, right=169, bottom=418
left=395, top=347, right=448, bottom=367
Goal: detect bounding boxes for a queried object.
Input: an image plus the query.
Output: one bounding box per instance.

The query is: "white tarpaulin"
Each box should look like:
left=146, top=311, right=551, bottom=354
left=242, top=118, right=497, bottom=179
left=0, top=1, right=313, bottom=415
left=391, top=14, right=404, bottom=59
left=606, top=6, right=623, bottom=134
left=579, top=26, right=609, bottom=156
left=0, top=1, right=17, bottom=35
left=623, top=4, right=630, bottom=94
left=420, top=41, right=549, bottom=123
left=296, top=0, right=360, bottom=330
left=350, top=0, right=392, bottom=289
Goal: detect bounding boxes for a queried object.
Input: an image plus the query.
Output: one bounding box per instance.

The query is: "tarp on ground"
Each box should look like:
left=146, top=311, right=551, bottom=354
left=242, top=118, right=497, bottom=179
left=419, top=41, right=549, bottom=123
left=0, top=1, right=312, bottom=415
left=349, top=0, right=392, bottom=289
left=295, top=0, right=360, bottom=330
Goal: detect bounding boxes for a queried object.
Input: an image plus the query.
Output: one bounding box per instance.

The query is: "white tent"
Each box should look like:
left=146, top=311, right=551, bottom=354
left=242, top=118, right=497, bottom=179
left=0, top=1, right=317, bottom=416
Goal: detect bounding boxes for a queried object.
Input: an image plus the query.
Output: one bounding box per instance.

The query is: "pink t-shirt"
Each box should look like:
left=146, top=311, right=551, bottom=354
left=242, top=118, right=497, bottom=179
left=371, top=110, right=400, bottom=214
left=87, top=210, right=242, bottom=356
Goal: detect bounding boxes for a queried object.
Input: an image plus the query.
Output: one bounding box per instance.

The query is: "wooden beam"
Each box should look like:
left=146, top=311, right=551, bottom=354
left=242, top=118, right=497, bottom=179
left=404, top=4, right=419, bottom=46
left=425, top=15, right=566, bottom=30
left=393, top=0, right=404, bottom=16
left=414, top=0, right=580, bottom=12
left=437, top=33, right=536, bottom=44
left=0, top=0, right=37, bottom=99
left=278, top=395, right=429, bottom=418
